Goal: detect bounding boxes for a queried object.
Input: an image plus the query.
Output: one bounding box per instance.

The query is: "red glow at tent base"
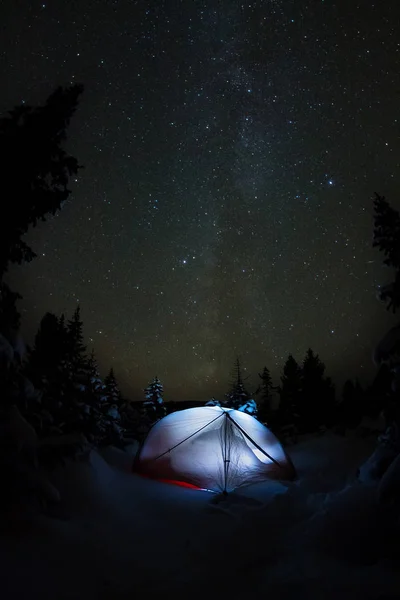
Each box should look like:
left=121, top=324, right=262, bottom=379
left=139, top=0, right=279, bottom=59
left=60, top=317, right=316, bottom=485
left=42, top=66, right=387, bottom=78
left=158, top=478, right=204, bottom=490
left=134, top=469, right=206, bottom=490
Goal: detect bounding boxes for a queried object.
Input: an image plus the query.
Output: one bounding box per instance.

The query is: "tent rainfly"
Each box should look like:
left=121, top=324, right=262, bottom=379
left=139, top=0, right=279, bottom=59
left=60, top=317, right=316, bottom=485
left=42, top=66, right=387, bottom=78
left=133, top=406, right=296, bottom=493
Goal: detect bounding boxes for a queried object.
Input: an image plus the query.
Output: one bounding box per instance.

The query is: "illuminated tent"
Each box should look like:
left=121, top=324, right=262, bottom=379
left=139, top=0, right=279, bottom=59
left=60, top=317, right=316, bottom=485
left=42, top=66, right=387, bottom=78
left=133, top=406, right=296, bottom=493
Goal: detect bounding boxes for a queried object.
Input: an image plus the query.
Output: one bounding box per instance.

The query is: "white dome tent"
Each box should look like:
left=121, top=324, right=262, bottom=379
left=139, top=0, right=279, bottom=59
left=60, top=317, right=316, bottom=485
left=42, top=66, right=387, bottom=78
left=133, top=406, right=296, bottom=493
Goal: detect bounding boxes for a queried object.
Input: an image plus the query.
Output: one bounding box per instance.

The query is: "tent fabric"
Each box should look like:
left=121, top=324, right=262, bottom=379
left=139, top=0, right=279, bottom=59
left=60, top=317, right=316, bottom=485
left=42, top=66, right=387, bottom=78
left=134, top=406, right=296, bottom=492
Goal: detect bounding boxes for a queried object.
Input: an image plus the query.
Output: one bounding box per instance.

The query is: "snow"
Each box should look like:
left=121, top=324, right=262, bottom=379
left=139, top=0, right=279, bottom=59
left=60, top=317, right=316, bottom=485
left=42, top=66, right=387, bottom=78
left=378, top=451, right=400, bottom=508
left=1, top=432, right=400, bottom=598
left=107, top=405, right=120, bottom=420
left=238, top=398, right=257, bottom=414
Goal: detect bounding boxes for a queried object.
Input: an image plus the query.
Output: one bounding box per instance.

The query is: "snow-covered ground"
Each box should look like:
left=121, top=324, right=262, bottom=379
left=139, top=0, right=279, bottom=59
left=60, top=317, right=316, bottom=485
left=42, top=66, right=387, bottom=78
left=1, top=433, right=400, bottom=599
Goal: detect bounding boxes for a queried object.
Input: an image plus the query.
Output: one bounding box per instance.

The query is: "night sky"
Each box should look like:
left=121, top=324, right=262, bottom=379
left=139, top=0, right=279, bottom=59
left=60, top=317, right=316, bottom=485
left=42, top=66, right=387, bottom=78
left=1, top=1, right=399, bottom=401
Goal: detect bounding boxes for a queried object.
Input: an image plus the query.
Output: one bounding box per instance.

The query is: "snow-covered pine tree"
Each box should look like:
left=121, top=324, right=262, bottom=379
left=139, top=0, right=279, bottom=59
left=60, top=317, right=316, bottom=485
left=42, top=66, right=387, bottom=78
left=225, top=358, right=258, bottom=417
left=103, top=367, right=125, bottom=447
left=123, top=400, right=149, bottom=442
left=205, top=397, right=222, bottom=407
left=66, top=306, right=87, bottom=386
left=71, top=350, right=123, bottom=448
left=237, top=398, right=258, bottom=416
left=52, top=305, right=91, bottom=435
left=143, top=376, right=166, bottom=423
left=104, top=368, right=122, bottom=412
left=78, top=349, right=106, bottom=443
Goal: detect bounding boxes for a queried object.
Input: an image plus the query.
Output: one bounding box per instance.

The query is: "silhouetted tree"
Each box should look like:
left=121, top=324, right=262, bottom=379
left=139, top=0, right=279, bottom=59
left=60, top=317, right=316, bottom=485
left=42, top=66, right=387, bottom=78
left=225, top=357, right=257, bottom=416
left=78, top=350, right=105, bottom=443
left=74, top=351, right=123, bottom=447
left=364, top=364, right=392, bottom=418
left=0, top=284, right=21, bottom=336
left=278, top=354, right=302, bottom=427
left=66, top=306, right=86, bottom=375
left=29, top=313, right=67, bottom=379
left=103, top=367, right=125, bottom=446
left=27, top=306, right=96, bottom=438
left=257, top=366, right=274, bottom=423
left=123, top=401, right=149, bottom=442
left=0, top=85, right=83, bottom=278
left=104, top=368, right=122, bottom=406
left=373, top=193, right=400, bottom=313
left=299, top=348, right=336, bottom=431
left=0, top=85, right=83, bottom=351
left=336, top=378, right=364, bottom=430
left=373, top=193, right=400, bottom=442
left=26, top=312, right=70, bottom=435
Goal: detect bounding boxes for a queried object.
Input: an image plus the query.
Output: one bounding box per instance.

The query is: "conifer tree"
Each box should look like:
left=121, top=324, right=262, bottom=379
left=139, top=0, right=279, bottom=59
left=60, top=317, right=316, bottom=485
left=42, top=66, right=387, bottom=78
left=337, top=379, right=363, bottom=429
left=373, top=194, right=400, bottom=439
left=123, top=400, right=148, bottom=441
left=104, top=368, right=122, bottom=407
left=257, top=366, right=274, bottom=422
left=0, top=86, right=83, bottom=338
left=77, top=349, right=104, bottom=442
left=78, top=350, right=122, bottom=447
left=59, top=306, right=89, bottom=429
left=0, top=85, right=83, bottom=278
left=278, top=354, right=302, bottom=426
left=0, top=284, right=21, bottom=335
left=364, top=364, right=392, bottom=418
left=143, top=376, right=166, bottom=422
left=66, top=306, right=87, bottom=377
left=26, top=312, right=71, bottom=435
left=373, top=193, right=400, bottom=313
left=29, top=305, right=92, bottom=437
left=299, top=348, right=335, bottom=431
left=225, top=358, right=257, bottom=416
left=29, top=312, right=64, bottom=379
left=103, top=367, right=125, bottom=445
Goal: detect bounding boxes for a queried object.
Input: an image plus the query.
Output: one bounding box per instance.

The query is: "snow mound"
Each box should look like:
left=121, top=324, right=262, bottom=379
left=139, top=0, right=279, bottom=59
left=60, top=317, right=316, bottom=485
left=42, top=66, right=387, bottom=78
left=99, top=445, right=134, bottom=473
left=1, top=433, right=400, bottom=598
left=378, top=451, right=400, bottom=507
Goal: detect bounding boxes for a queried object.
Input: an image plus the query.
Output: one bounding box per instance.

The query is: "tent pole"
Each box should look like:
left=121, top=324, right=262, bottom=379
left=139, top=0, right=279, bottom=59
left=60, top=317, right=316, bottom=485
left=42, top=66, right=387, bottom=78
left=152, top=412, right=225, bottom=461
left=223, top=413, right=229, bottom=494
left=226, top=412, right=282, bottom=468
left=222, top=413, right=228, bottom=494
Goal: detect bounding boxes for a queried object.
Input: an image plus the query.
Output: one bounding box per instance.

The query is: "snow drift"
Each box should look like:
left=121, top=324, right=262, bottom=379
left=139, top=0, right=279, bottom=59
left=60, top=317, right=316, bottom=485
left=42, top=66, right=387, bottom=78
left=1, top=432, right=400, bottom=599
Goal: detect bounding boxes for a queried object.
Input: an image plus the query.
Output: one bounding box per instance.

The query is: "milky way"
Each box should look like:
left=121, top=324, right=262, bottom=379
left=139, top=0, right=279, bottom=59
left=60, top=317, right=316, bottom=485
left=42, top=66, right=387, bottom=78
left=1, top=1, right=399, bottom=400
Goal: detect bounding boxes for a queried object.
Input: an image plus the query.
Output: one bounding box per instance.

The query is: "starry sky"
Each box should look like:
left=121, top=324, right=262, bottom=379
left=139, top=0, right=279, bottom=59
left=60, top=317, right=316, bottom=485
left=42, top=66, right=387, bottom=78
left=1, top=1, right=400, bottom=402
